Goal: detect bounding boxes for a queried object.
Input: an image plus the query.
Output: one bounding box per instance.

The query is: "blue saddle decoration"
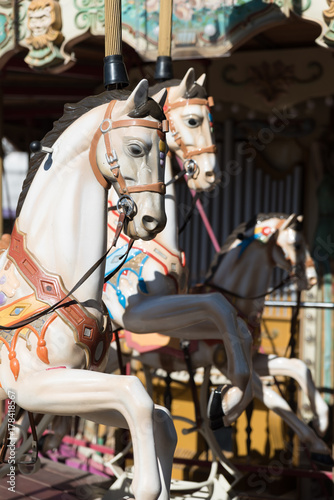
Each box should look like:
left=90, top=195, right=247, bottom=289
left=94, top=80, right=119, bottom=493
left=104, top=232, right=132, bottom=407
left=105, top=246, right=141, bottom=278
left=105, top=246, right=149, bottom=309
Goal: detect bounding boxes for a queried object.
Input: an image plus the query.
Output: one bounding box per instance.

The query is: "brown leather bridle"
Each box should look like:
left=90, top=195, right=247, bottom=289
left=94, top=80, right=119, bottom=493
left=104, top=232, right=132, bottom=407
left=163, top=91, right=216, bottom=177
left=89, top=99, right=169, bottom=210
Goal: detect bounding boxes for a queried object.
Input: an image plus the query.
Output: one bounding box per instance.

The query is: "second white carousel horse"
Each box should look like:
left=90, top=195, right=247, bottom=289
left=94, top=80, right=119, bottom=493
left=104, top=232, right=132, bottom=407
left=0, top=81, right=177, bottom=500
left=122, top=213, right=330, bottom=455
left=203, top=213, right=329, bottom=441
left=104, top=68, right=254, bottom=427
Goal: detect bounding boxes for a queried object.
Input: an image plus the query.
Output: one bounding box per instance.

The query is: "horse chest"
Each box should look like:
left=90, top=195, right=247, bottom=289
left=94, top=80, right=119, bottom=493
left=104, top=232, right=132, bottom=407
left=105, top=244, right=187, bottom=309
left=0, top=223, right=112, bottom=382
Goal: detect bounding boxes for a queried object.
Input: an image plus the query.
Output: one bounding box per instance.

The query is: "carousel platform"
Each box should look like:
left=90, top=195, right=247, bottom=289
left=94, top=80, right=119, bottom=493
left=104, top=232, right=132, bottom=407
left=0, top=453, right=331, bottom=500
left=0, top=457, right=113, bottom=500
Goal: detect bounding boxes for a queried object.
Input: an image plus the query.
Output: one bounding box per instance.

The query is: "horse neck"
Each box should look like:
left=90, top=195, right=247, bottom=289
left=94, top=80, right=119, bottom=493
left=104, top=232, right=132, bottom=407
left=108, top=157, right=180, bottom=254
left=153, top=158, right=179, bottom=251
left=210, top=242, right=274, bottom=318
left=17, top=105, right=108, bottom=306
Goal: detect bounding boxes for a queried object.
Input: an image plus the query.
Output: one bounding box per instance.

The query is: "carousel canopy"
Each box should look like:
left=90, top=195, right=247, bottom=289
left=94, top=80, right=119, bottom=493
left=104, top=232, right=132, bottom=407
left=0, top=0, right=330, bottom=153
left=0, top=1, right=333, bottom=74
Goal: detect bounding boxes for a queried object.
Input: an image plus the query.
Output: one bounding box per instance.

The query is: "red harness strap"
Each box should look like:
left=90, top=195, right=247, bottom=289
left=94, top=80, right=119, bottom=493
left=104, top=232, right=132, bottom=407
left=8, top=223, right=112, bottom=371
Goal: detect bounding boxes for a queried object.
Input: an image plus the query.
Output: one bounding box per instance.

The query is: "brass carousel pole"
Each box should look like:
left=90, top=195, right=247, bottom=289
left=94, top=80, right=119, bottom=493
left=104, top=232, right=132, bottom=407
left=0, top=83, right=3, bottom=237
left=0, top=83, right=2, bottom=425
left=154, top=0, right=174, bottom=81
left=104, top=0, right=129, bottom=89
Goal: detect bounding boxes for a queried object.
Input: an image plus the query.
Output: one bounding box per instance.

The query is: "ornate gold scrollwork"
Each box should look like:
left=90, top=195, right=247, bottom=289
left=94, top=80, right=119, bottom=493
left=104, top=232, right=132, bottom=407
left=324, top=0, right=334, bottom=19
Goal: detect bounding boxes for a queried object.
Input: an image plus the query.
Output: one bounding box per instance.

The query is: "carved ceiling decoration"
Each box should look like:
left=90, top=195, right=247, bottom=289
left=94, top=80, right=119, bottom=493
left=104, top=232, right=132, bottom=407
left=222, top=60, right=323, bottom=103
left=0, top=0, right=334, bottom=73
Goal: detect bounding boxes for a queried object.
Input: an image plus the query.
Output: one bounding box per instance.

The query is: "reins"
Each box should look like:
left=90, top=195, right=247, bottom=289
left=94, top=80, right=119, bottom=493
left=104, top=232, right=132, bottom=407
left=203, top=273, right=296, bottom=301
left=165, top=168, right=187, bottom=186
left=178, top=192, right=201, bottom=234
left=0, top=219, right=132, bottom=333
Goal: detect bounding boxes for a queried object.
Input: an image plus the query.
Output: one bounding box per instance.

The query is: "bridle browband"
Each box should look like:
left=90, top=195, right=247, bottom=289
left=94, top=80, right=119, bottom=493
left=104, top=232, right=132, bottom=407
left=89, top=99, right=168, bottom=199
left=164, top=93, right=216, bottom=164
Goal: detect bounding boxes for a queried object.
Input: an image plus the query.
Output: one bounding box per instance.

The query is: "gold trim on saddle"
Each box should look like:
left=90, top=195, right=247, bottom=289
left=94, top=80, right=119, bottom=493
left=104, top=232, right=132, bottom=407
left=0, top=294, right=48, bottom=328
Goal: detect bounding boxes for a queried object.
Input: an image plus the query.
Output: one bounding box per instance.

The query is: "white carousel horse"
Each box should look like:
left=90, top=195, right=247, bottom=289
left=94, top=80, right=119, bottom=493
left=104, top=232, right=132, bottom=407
left=4, top=70, right=251, bottom=492
left=0, top=80, right=178, bottom=500
left=119, top=213, right=330, bottom=455
left=104, top=68, right=254, bottom=427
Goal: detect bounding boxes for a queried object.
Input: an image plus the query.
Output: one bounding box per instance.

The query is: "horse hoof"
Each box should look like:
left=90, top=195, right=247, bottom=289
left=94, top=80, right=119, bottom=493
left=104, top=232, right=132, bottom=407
left=18, top=456, right=41, bottom=475
left=208, top=385, right=225, bottom=430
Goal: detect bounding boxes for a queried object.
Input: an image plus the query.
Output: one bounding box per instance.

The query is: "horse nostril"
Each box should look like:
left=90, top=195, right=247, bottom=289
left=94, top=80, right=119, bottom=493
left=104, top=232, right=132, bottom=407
left=141, top=215, right=159, bottom=232
left=206, top=171, right=215, bottom=181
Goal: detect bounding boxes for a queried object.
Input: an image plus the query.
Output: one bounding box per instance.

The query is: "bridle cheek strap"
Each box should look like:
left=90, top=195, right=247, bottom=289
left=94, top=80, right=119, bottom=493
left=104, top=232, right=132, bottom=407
left=89, top=128, right=111, bottom=190
left=89, top=99, right=168, bottom=195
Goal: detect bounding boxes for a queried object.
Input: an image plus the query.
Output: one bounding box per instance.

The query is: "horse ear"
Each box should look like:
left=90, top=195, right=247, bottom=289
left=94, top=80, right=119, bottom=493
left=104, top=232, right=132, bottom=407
left=119, top=79, right=149, bottom=117
left=168, top=68, right=195, bottom=101
left=280, top=214, right=297, bottom=231
left=196, top=73, right=206, bottom=87
left=151, top=88, right=167, bottom=108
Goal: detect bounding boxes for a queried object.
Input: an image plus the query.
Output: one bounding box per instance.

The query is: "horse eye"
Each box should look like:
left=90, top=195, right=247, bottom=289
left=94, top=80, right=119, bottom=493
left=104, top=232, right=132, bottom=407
left=185, top=116, right=202, bottom=128
left=127, top=143, right=144, bottom=157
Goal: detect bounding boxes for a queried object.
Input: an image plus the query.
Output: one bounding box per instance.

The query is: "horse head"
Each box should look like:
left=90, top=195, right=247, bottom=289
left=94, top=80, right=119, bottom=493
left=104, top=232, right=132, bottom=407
left=162, top=68, right=217, bottom=191
left=93, top=79, right=168, bottom=241
left=269, top=214, right=317, bottom=291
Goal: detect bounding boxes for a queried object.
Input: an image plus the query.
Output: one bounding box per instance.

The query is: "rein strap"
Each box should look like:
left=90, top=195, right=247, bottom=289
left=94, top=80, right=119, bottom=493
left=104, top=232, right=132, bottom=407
left=204, top=274, right=294, bottom=301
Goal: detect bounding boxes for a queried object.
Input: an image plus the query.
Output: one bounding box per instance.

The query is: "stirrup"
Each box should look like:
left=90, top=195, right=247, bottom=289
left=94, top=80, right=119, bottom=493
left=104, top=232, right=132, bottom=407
left=0, top=409, right=39, bottom=466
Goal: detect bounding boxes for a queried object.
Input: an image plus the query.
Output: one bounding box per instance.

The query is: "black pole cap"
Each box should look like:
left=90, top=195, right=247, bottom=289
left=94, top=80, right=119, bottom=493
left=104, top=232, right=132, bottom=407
left=30, top=140, right=42, bottom=153
left=154, top=56, right=173, bottom=81
left=104, top=54, right=129, bottom=89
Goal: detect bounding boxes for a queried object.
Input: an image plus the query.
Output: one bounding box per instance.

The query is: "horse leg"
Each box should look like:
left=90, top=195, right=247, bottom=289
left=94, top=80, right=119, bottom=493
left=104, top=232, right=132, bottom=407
left=253, top=353, right=329, bottom=436
left=122, top=293, right=253, bottom=425
left=12, top=369, right=177, bottom=500
left=252, top=371, right=330, bottom=455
